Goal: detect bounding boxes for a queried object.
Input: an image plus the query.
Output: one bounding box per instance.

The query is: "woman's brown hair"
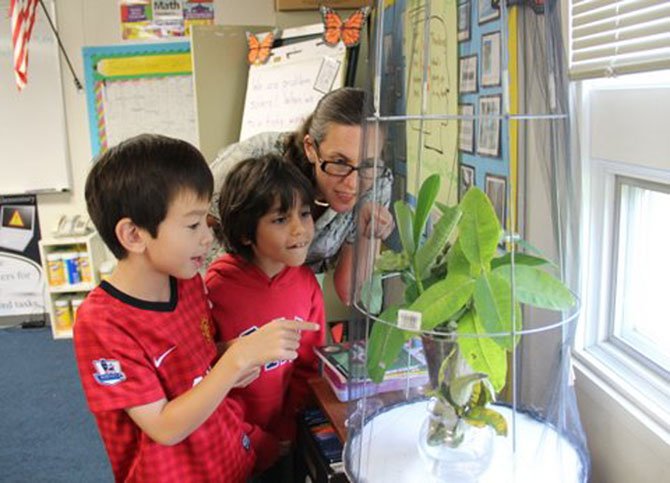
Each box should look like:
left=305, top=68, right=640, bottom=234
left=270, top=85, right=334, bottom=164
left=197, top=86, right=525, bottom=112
left=283, top=87, right=369, bottom=183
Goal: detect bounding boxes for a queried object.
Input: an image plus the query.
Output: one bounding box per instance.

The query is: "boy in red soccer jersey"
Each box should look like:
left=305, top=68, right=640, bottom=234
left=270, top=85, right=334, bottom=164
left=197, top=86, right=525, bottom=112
left=206, top=154, right=327, bottom=479
left=74, top=134, right=318, bottom=482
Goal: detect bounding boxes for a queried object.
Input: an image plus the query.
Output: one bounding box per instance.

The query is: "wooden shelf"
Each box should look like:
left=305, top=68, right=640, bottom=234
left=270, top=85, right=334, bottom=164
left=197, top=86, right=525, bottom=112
left=47, top=283, right=96, bottom=294
left=308, top=377, right=348, bottom=442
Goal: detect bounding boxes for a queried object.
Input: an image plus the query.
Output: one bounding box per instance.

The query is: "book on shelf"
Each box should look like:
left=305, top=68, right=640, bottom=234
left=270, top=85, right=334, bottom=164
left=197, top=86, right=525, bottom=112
left=314, top=340, right=429, bottom=402
left=298, top=407, right=347, bottom=482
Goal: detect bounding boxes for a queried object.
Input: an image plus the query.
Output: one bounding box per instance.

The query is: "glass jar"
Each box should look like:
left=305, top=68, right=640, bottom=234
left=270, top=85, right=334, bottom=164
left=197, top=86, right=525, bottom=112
left=417, top=398, right=494, bottom=482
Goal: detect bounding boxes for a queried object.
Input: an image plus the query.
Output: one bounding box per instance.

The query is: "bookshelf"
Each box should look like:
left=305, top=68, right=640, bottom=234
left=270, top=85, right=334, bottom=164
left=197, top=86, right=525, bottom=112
left=38, top=232, right=106, bottom=339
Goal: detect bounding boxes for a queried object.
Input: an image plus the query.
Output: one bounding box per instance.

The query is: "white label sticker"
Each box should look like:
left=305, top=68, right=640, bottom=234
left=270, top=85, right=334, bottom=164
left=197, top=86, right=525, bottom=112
left=313, top=56, right=341, bottom=94
left=397, top=309, right=422, bottom=331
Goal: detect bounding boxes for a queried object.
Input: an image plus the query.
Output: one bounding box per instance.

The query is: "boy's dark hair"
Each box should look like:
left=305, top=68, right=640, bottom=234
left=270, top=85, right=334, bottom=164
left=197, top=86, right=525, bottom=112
left=218, top=153, right=314, bottom=261
left=85, top=133, right=213, bottom=259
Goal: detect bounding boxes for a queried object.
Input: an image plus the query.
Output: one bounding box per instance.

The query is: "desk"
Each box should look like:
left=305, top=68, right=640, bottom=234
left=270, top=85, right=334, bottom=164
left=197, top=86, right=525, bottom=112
left=295, top=379, right=349, bottom=483
left=307, top=377, right=348, bottom=442
left=307, top=377, right=421, bottom=443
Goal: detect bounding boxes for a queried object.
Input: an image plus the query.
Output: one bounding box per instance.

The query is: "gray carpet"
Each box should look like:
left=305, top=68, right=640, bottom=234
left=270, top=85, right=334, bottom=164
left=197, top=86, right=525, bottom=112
left=0, top=327, right=111, bottom=482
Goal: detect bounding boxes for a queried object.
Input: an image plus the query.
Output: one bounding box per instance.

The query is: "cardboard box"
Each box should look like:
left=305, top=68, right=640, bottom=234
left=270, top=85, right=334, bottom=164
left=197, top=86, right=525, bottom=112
left=275, top=0, right=373, bottom=11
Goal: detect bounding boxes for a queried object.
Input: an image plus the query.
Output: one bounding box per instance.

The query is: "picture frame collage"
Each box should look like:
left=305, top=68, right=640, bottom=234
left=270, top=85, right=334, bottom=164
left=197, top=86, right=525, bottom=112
left=457, top=0, right=508, bottom=229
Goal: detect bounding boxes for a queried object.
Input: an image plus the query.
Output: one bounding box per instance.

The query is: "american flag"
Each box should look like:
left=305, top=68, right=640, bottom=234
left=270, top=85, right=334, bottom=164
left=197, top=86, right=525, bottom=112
left=9, top=0, right=39, bottom=90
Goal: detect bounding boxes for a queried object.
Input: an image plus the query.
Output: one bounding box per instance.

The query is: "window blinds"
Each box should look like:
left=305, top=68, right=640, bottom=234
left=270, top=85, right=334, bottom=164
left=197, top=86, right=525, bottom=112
left=570, top=0, right=670, bottom=79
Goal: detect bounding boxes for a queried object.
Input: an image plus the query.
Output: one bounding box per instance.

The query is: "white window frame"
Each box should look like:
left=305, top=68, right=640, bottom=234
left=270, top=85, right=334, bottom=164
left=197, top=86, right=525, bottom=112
left=574, top=75, right=670, bottom=438
left=610, top=176, right=670, bottom=375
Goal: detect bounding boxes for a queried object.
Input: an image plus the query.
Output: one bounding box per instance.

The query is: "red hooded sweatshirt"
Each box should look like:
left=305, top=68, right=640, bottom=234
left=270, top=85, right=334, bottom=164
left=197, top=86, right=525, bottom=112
left=205, top=254, right=325, bottom=467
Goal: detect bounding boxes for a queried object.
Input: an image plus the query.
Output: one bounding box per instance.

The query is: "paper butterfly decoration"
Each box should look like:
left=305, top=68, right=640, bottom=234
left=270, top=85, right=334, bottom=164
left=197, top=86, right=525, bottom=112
left=320, top=6, right=370, bottom=48
left=246, top=30, right=276, bottom=65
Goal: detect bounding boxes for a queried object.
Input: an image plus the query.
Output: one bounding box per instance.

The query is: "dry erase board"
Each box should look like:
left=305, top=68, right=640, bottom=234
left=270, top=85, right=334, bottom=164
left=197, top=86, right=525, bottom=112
left=0, top=0, right=71, bottom=194
left=82, top=42, right=196, bottom=157
left=239, top=37, right=346, bottom=141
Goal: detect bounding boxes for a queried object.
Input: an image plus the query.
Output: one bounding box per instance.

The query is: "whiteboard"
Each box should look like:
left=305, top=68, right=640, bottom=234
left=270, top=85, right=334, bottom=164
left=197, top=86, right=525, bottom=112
left=239, top=38, right=346, bottom=141
left=0, top=0, right=71, bottom=194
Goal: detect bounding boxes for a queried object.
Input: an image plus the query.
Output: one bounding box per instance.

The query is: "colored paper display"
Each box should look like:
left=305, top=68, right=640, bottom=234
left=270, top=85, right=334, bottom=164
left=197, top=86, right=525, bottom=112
left=120, top=0, right=214, bottom=40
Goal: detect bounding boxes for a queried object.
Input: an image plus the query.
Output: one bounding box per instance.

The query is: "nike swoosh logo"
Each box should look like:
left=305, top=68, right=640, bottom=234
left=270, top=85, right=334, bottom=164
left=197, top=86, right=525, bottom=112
left=153, top=346, right=177, bottom=368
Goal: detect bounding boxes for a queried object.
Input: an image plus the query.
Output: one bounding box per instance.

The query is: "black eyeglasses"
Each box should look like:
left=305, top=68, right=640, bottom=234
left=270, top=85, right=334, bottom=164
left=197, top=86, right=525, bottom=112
left=314, top=142, right=390, bottom=181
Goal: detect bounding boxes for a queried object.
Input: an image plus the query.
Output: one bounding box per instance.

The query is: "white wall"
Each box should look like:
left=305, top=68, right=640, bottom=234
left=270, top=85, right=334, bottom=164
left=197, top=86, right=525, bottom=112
left=37, top=0, right=276, bottom=238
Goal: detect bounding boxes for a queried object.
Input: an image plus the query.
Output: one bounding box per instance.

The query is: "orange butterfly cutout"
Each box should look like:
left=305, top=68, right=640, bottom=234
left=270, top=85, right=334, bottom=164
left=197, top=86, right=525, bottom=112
left=246, top=31, right=275, bottom=65
left=320, top=6, right=370, bottom=48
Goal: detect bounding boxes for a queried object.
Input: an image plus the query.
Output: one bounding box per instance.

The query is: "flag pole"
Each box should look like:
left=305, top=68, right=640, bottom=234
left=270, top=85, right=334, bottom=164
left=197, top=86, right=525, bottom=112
left=38, top=0, right=82, bottom=90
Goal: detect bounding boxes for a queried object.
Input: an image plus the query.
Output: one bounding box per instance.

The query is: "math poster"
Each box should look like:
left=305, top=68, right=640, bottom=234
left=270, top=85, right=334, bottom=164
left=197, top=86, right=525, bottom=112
left=120, top=0, right=214, bottom=40
left=0, top=195, right=45, bottom=321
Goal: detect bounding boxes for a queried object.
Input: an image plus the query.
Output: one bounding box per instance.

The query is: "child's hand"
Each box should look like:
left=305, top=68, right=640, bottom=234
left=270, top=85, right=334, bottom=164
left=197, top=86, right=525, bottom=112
left=226, top=318, right=319, bottom=370
left=233, top=366, right=261, bottom=388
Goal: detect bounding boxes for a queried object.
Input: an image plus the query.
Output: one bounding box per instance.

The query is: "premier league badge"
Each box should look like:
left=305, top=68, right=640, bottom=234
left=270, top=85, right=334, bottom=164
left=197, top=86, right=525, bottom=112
left=92, top=359, right=126, bottom=386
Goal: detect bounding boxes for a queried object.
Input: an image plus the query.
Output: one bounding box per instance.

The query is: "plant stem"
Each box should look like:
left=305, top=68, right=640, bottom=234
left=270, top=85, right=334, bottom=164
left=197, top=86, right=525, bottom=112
left=413, top=263, right=424, bottom=294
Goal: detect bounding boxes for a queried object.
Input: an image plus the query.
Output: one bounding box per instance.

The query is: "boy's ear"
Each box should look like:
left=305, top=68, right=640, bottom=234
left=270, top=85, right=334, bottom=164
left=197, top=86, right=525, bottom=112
left=115, top=218, right=147, bottom=254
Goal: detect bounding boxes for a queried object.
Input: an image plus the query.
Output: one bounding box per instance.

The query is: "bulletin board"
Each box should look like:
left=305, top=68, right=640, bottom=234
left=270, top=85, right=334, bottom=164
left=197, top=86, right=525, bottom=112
left=456, top=0, right=518, bottom=231
left=82, top=41, right=197, bottom=157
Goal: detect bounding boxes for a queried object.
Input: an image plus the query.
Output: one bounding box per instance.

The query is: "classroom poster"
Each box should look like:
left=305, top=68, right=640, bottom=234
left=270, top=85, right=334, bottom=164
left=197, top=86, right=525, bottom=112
left=0, top=195, right=46, bottom=322
left=120, top=0, right=214, bottom=40
left=82, top=42, right=196, bottom=157
left=404, top=0, right=459, bottom=205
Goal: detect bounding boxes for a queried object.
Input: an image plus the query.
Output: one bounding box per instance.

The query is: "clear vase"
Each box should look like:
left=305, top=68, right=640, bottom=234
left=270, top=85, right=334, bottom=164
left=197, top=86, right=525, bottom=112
left=417, top=398, right=494, bottom=482
left=418, top=335, right=495, bottom=482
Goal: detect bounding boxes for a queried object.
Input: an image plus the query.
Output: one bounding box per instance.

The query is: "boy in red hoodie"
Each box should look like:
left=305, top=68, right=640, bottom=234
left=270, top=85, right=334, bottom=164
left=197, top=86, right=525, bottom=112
left=205, top=153, right=326, bottom=478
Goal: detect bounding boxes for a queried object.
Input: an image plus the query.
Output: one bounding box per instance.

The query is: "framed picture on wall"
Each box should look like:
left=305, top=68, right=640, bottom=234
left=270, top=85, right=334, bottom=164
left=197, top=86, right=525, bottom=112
left=459, top=55, right=478, bottom=93
left=481, top=31, right=501, bottom=87
left=477, top=94, right=501, bottom=157
left=458, top=104, right=475, bottom=153
left=478, top=0, right=500, bottom=24
left=460, top=164, right=476, bottom=199
left=458, top=2, right=471, bottom=42
left=485, top=173, right=507, bottom=228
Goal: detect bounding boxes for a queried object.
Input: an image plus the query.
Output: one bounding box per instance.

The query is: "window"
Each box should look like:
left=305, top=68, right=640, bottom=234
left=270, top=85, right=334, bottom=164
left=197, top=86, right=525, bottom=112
left=611, top=177, right=670, bottom=375
left=576, top=70, right=670, bottom=435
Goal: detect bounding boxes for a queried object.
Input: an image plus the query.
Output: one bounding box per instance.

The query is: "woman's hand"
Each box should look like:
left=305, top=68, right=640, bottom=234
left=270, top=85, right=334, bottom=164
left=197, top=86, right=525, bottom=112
left=359, top=201, right=394, bottom=240
left=334, top=202, right=394, bottom=305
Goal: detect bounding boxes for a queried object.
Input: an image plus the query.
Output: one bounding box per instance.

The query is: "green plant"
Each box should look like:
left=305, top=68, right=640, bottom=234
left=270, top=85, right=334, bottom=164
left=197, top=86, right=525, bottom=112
left=365, top=174, right=575, bottom=439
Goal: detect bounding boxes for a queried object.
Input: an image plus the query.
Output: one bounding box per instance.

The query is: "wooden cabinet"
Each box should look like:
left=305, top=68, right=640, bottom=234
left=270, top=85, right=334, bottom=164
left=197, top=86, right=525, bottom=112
left=38, top=232, right=107, bottom=339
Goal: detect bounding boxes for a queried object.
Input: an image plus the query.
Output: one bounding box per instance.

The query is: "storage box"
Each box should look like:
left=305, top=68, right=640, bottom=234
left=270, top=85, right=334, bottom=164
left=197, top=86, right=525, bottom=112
left=275, top=0, right=372, bottom=11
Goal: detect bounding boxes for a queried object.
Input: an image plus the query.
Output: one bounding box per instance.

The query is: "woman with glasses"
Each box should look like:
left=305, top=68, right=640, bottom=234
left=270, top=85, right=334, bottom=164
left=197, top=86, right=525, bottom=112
left=207, top=87, right=393, bottom=304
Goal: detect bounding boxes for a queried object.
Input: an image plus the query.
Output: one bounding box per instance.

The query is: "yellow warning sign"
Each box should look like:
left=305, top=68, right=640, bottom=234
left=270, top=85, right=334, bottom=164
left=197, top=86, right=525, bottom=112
left=8, top=210, right=24, bottom=228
